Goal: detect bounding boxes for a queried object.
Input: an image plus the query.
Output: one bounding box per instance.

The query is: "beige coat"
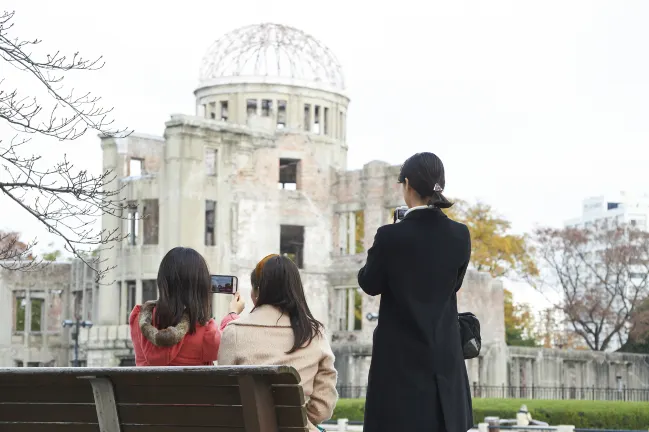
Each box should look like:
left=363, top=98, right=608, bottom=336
left=218, top=305, right=338, bottom=431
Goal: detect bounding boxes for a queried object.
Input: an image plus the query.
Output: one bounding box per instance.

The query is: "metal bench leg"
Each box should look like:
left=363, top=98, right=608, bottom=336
left=88, top=377, right=122, bottom=432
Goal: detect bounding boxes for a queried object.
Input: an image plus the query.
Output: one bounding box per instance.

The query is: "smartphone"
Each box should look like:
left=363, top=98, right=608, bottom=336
left=393, top=206, right=408, bottom=223
left=210, top=275, right=238, bottom=294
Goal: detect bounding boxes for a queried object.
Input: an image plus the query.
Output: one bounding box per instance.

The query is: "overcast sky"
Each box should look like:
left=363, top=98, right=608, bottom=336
left=2, top=0, right=649, bottom=306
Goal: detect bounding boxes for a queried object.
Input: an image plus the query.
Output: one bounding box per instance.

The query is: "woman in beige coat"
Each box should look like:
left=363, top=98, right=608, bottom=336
left=218, top=254, right=338, bottom=431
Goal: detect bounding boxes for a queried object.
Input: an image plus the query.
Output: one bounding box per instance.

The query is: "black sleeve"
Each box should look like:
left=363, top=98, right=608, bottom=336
left=357, top=226, right=389, bottom=296
left=455, top=226, right=472, bottom=292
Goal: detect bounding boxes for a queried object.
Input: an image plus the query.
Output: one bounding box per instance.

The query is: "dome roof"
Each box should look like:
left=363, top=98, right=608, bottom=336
left=199, top=23, right=345, bottom=91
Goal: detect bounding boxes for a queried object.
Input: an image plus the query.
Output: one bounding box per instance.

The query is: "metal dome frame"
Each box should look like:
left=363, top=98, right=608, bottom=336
left=199, top=23, right=345, bottom=91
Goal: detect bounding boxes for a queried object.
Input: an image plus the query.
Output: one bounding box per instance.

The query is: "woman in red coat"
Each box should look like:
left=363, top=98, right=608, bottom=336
left=129, top=247, right=245, bottom=366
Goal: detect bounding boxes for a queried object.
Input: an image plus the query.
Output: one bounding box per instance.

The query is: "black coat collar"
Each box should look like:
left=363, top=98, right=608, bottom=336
left=402, top=206, right=446, bottom=222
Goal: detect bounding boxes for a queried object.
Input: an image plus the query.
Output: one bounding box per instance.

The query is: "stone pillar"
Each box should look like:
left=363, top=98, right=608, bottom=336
left=135, top=279, right=143, bottom=305
left=42, top=287, right=49, bottom=351
left=347, top=213, right=355, bottom=255
left=162, top=125, right=206, bottom=253
left=98, top=138, right=122, bottom=325
left=23, top=288, right=30, bottom=365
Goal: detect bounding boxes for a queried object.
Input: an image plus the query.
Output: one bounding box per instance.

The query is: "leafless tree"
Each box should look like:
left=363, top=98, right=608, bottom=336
left=534, top=221, right=649, bottom=351
left=0, top=10, right=130, bottom=279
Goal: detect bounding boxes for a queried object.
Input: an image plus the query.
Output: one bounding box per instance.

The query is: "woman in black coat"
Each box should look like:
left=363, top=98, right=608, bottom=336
left=358, top=152, right=473, bottom=432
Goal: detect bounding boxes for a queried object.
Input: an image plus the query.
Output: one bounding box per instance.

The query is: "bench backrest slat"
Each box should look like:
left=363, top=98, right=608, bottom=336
left=0, top=366, right=309, bottom=432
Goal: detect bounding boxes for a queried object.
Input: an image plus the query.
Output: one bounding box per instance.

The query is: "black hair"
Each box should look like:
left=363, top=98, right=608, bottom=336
left=155, top=247, right=212, bottom=334
left=397, top=152, right=453, bottom=208
left=250, top=255, right=324, bottom=354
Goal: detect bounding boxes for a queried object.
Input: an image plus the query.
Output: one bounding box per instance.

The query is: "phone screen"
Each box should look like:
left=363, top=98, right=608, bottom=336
left=211, top=275, right=238, bottom=294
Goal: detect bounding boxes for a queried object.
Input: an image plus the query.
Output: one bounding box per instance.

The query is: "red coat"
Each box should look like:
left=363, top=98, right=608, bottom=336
left=129, top=305, right=238, bottom=366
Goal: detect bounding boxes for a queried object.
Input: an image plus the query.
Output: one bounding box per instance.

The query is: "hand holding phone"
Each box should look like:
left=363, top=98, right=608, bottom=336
left=229, top=292, right=245, bottom=315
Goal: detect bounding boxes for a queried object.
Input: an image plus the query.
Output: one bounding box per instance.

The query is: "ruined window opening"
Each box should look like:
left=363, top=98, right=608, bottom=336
left=247, top=99, right=258, bottom=116
left=27, top=362, right=40, bottom=367
left=279, top=159, right=300, bottom=190
left=119, top=357, right=136, bottom=367
left=339, top=111, right=343, bottom=139
left=208, top=102, right=216, bottom=120
left=303, top=104, right=311, bottom=131
left=335, top=287, right=362, bottom=331
left=280, top=225, right=304, bottom=269
left=126, top=281, right=136, bottom=324
left=14, top=296, right=44, bottom=332
left=14, top=360, right=23, bottom=367
left=142, top=280, right=157, bottom=303
left=277, top=100, right=287, bottom=129
left=338, top=211, right=365, bottom=255
left=262, top=99, right=272, bottom=117
left=220, top=101, right=228, bottom=121
left=129, top=158, right=144, bottom=177
left=205, top=200, right=216, bottom=246
left=143, top=199, right=159, bottom=245
left=126, top=202, right=139, bottom=246
left=324, top=107, right=330, bottom=135
left=73, top=291, right=83, bottom=320
left=355, top=211, right=365, bottom=253
left=313, top=105, right=321, bottom=134
left=205, top=148, right=217, bottom=176
left=340, top=111, right=346, bottom=141
left=83, top=286, right=93, bottom=322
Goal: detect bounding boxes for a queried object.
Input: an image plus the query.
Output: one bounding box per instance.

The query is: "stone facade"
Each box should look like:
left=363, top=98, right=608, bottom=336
left=0, top=260, right=95, bottom=367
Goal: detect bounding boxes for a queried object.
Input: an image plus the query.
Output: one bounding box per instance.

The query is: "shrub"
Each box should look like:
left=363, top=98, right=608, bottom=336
left=332, top=398, right=649, bottom=429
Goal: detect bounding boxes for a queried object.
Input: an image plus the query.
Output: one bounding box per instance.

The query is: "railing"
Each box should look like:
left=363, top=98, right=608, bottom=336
left=471, top=384, right=649, bottom=402
left=336, top=385, right=649, bottom=401
left=337, top=386, right=367, bottom=399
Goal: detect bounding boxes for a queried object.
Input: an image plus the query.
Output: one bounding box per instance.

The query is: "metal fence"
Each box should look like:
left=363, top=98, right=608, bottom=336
left=336, top=385, right=649, bottom=402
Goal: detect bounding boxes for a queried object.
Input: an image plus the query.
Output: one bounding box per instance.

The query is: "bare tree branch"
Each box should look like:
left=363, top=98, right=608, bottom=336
left=0, top=10, right=132, bottom=281
left=533, top=220, right=649, bottom=350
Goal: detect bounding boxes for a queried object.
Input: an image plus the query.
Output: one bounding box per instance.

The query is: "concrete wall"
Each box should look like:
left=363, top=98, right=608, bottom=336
left=507, top=346, right=649, bottom=399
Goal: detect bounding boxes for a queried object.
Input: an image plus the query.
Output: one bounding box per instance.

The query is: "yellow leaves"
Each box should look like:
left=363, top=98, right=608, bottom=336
left=445, top=199, right=539, bottom=280
left=504, top=288, right=538, bottom=346
left=355, top=210, right=364, bottom=254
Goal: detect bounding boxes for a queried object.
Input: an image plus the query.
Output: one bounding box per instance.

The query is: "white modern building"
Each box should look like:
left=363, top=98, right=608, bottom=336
left=566, top=192, right=649, bottom=229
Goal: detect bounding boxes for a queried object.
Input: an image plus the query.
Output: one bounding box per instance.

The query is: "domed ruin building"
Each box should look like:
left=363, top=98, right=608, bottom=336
left=2, top=24, right=648, bottom=399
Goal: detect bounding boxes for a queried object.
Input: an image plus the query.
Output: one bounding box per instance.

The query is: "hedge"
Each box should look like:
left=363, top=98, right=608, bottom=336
left=332, top=398, right=649, bottom=429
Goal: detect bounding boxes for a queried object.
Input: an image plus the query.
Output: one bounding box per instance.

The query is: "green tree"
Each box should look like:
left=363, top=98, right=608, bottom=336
left=444, top=200, right=539, bottom=280
left=41, top=245, right=63, bottom=261
left=504, top=289, right=538, bottom=346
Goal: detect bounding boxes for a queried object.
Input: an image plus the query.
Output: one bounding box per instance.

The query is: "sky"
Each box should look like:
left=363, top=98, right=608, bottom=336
left=2, top=0, right=649, bottom=307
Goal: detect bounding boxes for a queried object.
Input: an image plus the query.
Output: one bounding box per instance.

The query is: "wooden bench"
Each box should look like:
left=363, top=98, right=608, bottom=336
left=0, top=365, right=311, bottom=432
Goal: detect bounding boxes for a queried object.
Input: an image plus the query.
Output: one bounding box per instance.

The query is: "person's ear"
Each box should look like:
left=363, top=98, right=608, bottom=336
left=404, top=178, right=410, bottom=191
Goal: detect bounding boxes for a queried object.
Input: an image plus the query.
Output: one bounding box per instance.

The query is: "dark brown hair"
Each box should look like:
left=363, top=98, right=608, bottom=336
left=250, top=255, right=323, bottom=353
left=155, top=247, right=211, bottom=334
left=397, top=152, right=453, bottom=208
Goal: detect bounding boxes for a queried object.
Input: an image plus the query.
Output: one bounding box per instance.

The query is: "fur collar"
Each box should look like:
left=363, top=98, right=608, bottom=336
left=139, top=301, right=190, bottom=347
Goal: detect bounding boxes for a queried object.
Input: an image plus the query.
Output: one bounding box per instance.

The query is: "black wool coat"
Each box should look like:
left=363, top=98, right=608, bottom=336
left=358, top=207, right=473, bottom=432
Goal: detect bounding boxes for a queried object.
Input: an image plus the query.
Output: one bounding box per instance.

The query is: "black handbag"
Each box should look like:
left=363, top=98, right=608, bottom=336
left=458, top=312, right=481, bottom=359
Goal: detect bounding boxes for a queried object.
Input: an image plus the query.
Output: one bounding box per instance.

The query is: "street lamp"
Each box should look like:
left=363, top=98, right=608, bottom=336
left=63, top=318, right=93, bottom=367
left=366, top=312, right=379, bottom=322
